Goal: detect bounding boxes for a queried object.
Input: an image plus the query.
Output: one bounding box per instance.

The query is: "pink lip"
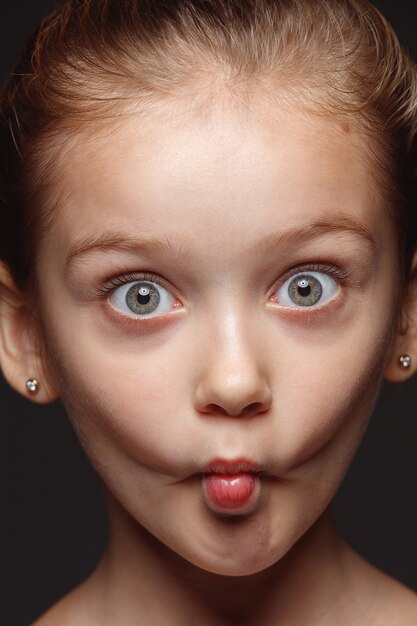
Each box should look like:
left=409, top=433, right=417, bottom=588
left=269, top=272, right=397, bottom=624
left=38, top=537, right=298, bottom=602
left=202, top=457, right=261, bottom=475
left=201, top=458, right=261, bottom=514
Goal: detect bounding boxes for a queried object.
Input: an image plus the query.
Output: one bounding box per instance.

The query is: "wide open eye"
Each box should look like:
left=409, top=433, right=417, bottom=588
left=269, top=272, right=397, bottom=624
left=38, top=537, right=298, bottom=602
left=276, top=271, right=338, bottom=308
left=109, top=281, right=176, bottom=318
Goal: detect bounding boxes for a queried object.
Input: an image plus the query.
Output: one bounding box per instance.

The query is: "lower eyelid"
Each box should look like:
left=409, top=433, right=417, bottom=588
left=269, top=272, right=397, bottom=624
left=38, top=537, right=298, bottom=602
left=103, top=300, right=185, bottom=333
left=268, top=286, right=345, bottom=317
left=108, top=296, right=182, bottom=315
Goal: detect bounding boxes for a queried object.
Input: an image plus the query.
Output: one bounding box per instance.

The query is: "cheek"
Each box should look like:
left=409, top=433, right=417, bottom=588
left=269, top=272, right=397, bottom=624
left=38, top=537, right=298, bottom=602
left=270, top=304, right=392, bottom=473
left=42, top=317, right=197, bottom=478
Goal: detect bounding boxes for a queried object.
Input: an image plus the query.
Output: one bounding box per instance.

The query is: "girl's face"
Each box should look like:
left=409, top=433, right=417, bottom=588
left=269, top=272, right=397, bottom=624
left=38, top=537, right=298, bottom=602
left=35, top=98, right=399, bottom=576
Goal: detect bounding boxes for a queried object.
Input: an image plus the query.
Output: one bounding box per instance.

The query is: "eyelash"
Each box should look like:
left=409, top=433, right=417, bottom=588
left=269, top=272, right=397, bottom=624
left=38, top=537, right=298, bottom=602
left=94, top=272, right=167, bottom=299
left=277, top=262, right=351, bottom=287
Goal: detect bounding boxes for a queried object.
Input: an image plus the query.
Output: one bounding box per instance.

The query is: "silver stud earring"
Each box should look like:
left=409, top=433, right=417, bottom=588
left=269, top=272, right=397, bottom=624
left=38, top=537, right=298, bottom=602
left=26, top=378, right=39, bottom=394
left=399, top=355, right=412, bottom=370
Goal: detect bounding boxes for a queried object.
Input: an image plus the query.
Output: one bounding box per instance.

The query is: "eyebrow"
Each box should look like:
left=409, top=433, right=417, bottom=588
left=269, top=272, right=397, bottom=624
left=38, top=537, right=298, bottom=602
left=256, top=215, right=377, bottom=254
left=65, top=214, right=376, bottom=268
left=65, top=233, right=194, bottom=267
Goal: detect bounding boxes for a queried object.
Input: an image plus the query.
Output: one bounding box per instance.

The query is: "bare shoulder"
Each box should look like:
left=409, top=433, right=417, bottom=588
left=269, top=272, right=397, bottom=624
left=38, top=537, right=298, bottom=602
left=342, top=545, right=417, bottom=625
left=31, top=599, right=71, bottom=626
left=31, top=577, right=98, bottom=626
left=376, top=575, right=417, bottom=625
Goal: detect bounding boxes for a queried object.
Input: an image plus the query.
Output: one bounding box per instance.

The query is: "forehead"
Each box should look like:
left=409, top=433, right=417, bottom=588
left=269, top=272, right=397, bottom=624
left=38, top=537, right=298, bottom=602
left=46, top=97, right=384, bottom=257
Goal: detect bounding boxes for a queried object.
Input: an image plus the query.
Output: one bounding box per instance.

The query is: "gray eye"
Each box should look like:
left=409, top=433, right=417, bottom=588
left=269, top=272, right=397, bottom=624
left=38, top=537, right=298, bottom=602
left=288, top=274, right=322, bottom=306
left=109, top=280, right=175, bottom=318
left=276, top=271, right=338, bottom=308
left=126, top=283, right=160, bottom=315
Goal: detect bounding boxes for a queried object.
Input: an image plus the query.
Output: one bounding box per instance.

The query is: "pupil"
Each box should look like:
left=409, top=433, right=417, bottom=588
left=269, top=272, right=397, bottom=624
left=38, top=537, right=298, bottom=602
left=137, top=291, right=151, bottom=305
left=297, top=279, right=311, bottom=297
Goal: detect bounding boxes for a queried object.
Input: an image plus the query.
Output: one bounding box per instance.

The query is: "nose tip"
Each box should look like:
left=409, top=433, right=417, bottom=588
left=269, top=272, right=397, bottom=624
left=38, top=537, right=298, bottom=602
left=195, top=371, right=273, bottom=418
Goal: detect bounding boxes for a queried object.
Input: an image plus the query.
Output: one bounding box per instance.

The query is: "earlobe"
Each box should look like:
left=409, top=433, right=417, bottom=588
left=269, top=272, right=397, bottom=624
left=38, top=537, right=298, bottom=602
left=384, top=351, right=416, bottom=382
left=383, top=314, right=417, bottom=381
left=0, top=262, right=60, bottom=404
left=384, top=257, right=417, bottom=383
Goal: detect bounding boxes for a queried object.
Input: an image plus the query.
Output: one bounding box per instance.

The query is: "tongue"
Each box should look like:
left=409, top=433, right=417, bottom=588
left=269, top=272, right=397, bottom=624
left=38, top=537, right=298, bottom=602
left=203, top=473, right=256, bottom=510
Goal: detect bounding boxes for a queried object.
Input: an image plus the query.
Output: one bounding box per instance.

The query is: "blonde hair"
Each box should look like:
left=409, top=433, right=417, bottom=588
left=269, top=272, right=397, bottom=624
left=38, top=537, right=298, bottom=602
left=1, top=0, right=417, bottom=285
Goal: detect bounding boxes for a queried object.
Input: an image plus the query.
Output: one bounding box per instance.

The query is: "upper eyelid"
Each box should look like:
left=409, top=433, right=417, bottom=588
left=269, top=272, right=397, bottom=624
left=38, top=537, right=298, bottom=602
left=269, top=263, right=349, bottom=297
left=96, top=272, right=176, bottom=299
left=279, top=263, right=349, bottom=282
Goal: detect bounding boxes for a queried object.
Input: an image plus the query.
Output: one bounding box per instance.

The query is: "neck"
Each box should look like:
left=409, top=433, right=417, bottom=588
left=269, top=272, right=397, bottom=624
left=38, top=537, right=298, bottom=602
left=86, top=491, right=350, bottom=626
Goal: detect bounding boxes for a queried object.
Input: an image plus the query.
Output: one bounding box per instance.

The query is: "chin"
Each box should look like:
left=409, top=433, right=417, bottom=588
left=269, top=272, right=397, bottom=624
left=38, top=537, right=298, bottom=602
left=178, top=536, right=287, bottom=578
left=195, top=556, right=279, bottom=577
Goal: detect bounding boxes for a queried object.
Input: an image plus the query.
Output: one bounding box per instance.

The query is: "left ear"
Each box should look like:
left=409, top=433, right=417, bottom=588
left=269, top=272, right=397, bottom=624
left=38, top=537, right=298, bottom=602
left=384, top=257, right=417, bottom=382
left=0, top=262, right=60, bottom=403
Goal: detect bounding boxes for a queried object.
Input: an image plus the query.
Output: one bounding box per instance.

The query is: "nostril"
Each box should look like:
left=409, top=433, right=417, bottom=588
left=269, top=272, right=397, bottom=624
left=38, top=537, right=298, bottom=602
left=204, top=403, right=229, bottom=416
left=240, top=401, right=269, bottom=417
left=201, top=401, right=269, bottom=418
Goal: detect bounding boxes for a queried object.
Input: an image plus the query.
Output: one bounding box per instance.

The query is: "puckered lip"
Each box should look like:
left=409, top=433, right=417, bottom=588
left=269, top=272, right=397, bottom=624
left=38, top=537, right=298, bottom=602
left=201, top=457, right=261, bottom=475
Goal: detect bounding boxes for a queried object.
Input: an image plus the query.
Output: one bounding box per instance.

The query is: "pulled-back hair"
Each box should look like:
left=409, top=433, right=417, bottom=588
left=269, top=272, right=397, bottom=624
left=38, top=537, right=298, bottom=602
left=1, top=0, right=417, bottom=286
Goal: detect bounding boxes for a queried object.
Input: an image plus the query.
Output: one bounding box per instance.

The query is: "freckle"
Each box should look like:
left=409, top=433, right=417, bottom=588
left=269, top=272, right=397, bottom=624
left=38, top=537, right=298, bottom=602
left=340, top=121, right=351, bottom=135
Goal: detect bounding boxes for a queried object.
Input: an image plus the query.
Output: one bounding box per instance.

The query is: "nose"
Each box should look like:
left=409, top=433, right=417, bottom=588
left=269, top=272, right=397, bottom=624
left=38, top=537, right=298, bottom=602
left=193, top=317, right=272, bottom=418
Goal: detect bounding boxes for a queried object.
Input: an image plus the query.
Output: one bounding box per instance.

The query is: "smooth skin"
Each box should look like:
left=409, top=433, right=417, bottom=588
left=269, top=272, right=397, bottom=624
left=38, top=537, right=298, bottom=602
left=1, top=94, right=417, bottom=625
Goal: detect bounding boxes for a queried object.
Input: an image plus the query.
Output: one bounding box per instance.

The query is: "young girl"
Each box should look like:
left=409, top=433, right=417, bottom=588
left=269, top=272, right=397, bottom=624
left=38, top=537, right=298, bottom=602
left=2, top=0, right=417, bottom=623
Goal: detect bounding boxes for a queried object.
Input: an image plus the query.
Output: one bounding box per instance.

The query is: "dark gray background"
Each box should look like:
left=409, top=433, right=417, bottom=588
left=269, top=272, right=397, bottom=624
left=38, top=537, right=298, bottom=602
left=1, top=2, right=417, bottom=625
